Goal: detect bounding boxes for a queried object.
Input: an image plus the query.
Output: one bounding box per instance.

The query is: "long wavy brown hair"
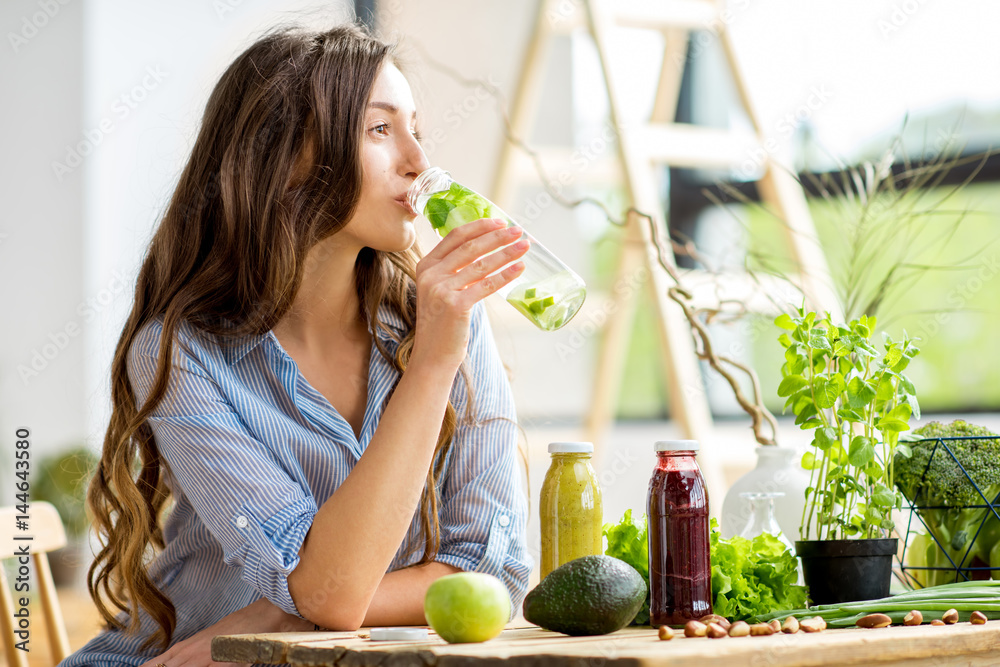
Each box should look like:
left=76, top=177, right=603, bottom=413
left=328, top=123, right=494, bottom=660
left=86, top=24, right=472, bottom=651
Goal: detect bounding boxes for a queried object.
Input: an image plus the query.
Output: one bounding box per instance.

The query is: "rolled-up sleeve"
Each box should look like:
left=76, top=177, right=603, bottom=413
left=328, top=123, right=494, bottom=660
left=434, top=303, right=533, bottom=618
left=128, top=320, right=315, bottom=619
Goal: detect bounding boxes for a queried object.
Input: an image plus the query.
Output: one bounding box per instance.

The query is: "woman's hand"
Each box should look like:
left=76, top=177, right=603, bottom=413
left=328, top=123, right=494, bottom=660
left=411, top=217, right=529, bottom=371
left=138, top=597, right=313, bottom=667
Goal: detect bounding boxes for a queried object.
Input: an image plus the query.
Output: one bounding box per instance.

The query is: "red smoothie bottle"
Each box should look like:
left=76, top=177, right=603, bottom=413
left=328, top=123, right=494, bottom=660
left=647, top=440, right=712, bottom=626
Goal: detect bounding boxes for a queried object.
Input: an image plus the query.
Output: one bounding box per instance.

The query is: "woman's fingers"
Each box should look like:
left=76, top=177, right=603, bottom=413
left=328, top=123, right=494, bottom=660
left=448, top=237, right=530, bottom=290
left=439, top=225, right=525, bottom=276
left=422, top=217, right=507, bottom=263
left=457, top=261, right=527, bottom=304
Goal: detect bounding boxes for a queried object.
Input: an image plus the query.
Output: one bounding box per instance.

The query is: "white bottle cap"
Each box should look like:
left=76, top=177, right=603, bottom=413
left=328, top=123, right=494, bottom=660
left=369, top=627, right=429, bottom=641
left=654, top=440, right=700, bottom=452
left=548, top=442, right=594, bottom=454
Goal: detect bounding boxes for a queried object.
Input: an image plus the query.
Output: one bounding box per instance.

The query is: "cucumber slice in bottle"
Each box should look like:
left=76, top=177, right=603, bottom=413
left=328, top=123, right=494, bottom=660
left=524, top=288, right=536, bottom=299
left=443, top=204, right=481, bottom=234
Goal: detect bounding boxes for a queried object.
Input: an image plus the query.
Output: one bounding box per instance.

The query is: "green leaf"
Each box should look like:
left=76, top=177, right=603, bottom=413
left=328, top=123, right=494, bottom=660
left=801, top=451, right=820, bottom=470
left=895, top=443, right=913, bottom=459
left=889, top=403, right=912, bottom=421
left=777, top=333, right=793, bottom=348
left=846, top=377, right=877, bottom=409
left=794, top=405, right=818, bottom=427
left=876, top=416, right=910, bottom=433
left=876, top=375, right=895, bottom=402
left=814, top=374, right=845, bottom=409
left=836, top=406, right=865, bottom=422
left=884, top=345, right=903, bottom=368
left=872, top=484, right=896, bottom=508
left=777, top=375, right=808, bottom=397
left=848, top=436, right=875, bottom=467
left=787, top=355, right=807, bottom=375
left=775, top=313, right=796, bottom=330
left=810, top=333, right=833, bottom=353
left=899, top=374, right=916, bottom=396
left=814, top=426, right=839, bottom=450
left=423, top=197, right=456, bottom=229
left=800, top=419, right=823, bottom=430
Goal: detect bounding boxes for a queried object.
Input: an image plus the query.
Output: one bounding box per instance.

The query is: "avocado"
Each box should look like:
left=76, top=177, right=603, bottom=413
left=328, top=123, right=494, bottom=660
left=522, top=555, right=646, bottom=636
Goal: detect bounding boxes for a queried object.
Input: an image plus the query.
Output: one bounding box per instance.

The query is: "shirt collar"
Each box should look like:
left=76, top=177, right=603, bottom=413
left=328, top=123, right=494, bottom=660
left=222, top=302, right=408, bottom=366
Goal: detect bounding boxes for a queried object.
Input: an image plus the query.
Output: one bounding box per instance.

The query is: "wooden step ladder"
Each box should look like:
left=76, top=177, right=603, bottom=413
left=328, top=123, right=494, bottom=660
left=491, top=0, right=839, bottom=500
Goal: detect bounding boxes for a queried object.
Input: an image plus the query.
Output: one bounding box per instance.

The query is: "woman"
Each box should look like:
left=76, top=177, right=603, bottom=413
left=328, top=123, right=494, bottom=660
left=61, top=23, right=533, bottom=667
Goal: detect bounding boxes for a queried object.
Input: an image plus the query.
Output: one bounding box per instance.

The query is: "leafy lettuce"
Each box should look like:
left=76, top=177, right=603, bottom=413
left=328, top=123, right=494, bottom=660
left=603, top=511, right=808, bottom=625
left=602, top=509, right=650, bottom=625
left=709, top=518, right=808, bottom=620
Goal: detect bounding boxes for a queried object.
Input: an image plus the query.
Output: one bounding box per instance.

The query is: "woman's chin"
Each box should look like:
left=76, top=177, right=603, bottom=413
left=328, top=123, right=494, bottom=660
left=379, top=220, right=417, bottom=253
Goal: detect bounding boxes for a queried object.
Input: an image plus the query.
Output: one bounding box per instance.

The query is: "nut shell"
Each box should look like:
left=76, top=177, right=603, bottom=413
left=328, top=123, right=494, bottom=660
left=800, top=616, right=827, bottom=633
left=658, top=625, right=675, bottom=640
left=706, top=623, right=728, bottom=639
left=699, top=614, right=731, bottom=631
left=970, top=611, right=987, bottom=625
left=856, top=613, right=892, bottom=629
left=728, top=621, right=750, bottom=637
left=685, top=620, right=708, bottom=638
left=942, top=609, right=959, bottom=625
left=750, top=623, right=775, bottom=636
left=904, top=610, right=923, bottom=626
left=781, top=616, right=799, bottom=634
left=930, top=619, right=946, bottom=626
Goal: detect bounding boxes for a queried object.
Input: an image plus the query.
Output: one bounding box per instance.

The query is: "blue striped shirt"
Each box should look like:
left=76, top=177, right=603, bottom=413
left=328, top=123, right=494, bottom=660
left=61, top=301, right=531, bottom=666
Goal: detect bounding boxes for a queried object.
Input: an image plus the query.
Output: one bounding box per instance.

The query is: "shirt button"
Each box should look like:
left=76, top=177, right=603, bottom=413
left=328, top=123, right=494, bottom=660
left=497, top=515, right=510, bottom=527
left=235, top=515, right=248, bottom=528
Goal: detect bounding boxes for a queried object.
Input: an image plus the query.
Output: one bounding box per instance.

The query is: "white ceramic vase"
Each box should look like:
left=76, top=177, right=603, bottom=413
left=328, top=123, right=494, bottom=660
left=721, top=446, right=811, bottom=543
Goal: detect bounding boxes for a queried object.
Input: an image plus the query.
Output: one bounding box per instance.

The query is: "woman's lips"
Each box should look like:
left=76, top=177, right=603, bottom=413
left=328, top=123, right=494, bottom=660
left=394, top=196, right=418, bottom=216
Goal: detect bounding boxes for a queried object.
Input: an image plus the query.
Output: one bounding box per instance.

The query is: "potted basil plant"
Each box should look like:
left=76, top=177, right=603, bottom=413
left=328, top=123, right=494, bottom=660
left=775, top=309, right=919, bottom=604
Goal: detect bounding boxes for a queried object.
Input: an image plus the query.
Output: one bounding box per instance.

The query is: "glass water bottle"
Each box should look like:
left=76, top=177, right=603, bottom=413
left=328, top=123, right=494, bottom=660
left=407, top=167, right=586, bottom=331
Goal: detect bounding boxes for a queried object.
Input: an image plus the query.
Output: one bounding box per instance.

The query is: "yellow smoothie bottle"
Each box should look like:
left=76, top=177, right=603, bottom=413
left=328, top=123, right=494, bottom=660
left=539, top=442, right=604, bottom=580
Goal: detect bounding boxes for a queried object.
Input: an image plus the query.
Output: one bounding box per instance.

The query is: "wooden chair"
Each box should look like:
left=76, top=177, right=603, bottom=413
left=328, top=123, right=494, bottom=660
left=1, top=501, right=71, bottom=667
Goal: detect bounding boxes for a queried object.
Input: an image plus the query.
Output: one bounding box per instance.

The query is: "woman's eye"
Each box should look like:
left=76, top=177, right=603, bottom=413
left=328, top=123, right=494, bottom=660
left=412, top=128, right=424, bottom=143
left=372, top=123, right=389, bottom=135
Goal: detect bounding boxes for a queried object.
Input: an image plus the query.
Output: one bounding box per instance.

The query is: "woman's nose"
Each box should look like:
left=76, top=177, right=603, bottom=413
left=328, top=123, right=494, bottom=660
left=403, top=135, right=431, bottom=177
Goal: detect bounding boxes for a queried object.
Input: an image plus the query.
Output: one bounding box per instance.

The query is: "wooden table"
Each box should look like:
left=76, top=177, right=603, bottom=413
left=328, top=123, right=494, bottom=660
left=213, top=621, right=1000, bottom=666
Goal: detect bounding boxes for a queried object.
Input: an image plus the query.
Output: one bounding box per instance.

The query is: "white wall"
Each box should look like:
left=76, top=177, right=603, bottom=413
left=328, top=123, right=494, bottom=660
left=0, top=0, right=86, bottom=501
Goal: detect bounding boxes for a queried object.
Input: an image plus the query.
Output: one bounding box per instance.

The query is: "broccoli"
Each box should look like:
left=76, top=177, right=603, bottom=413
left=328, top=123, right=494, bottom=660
left=895, top=420, right=1000, bottom=587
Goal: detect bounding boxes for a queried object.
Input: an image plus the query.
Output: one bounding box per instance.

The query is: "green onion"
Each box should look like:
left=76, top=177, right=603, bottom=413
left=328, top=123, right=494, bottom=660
left=752, top=581, right=1000, bottom=627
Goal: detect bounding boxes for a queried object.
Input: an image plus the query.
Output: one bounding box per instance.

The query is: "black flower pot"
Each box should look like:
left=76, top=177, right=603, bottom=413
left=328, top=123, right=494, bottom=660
left=795, top=538, right=897, bottom=605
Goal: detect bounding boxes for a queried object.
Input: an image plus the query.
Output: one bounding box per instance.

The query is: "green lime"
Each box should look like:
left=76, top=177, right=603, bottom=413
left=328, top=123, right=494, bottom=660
left=423, top=572, right=511, bottom=643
